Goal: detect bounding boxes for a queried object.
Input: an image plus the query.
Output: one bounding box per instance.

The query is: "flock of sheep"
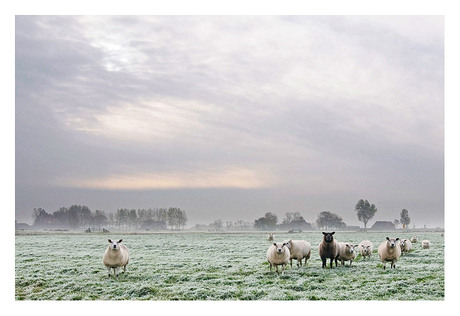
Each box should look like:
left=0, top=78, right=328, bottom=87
left=101, top=233, right=432, bottom=278
left=266, top=232, right=432, bottom=275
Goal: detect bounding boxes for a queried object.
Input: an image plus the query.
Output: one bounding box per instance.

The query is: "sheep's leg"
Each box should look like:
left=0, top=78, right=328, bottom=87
left=275, top=265, right=279, bottom=275
left=123, top=264, right=127, bottom=273
left=281, top=264, right=286, bottom=275
left=290, top=258, right=293, bottom=268
left=297, top=258, right=301, bottom=268
left=106, top=266, right=112, bottom=277
left=115, top=267, right=120, bottom=277
left=321, top=257, right=326, bottom=268
left=329, top=258, right=333, bottom=269
left=383, top=262, right=386, bottom=270
left=269, top=262, right=272, bottom=272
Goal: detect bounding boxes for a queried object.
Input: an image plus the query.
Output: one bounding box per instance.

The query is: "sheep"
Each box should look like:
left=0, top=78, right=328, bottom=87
left=358, top=240, right=373, bottom=259
left=400, top=239, right=412, bottom=254
left=337, top=242, right=358, bottom=266
left=284, top=239, right=311, bottom=268
left=318, top=232, right=339, bottom=269
left=422, top=240, right=431, bottom=249
left=267, top=233, right=274, bottom=241
left=377, top=237, right=401, bottom=270
left=410, top=236, right=418, bottom=243
left=267, top=242, right=290, bottom=275
left=102, top=239, right=129, bottom=277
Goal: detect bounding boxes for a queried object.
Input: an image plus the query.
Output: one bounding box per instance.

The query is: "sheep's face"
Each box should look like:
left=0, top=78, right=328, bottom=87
left=108, top=239, right=123, bottom=251
left=273, top=243, right=287, bottom=254
left=385, top=237, right=399, bottom=248
left=284, top=240, right=293, bottom=249
left=322, top=232, right=335, bottom=243
left=345, top=244, right=357, bottom=254
left=361, top=245, right=369, bottom=254
left=400, top=239, right=407, bottom=247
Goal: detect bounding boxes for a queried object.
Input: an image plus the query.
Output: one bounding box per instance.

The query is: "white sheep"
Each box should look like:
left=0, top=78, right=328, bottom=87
left=267, top=233, right=274, bottom=241
left=377, top=237, right=401, bottom=270
left=422, top=240, right=431, bottom=249
left=337, top=242, right=358, bottom=266
left=102, top=239, right=129, bottom=277
left=284, top=239, right=311, bottom=268
left=400, top=239, right=412, bottom=254
left=267, top=242, right=290, bottom=275
left=410, top=236, right=418, bottom=243
left=358, top=240, right=373, bottom=259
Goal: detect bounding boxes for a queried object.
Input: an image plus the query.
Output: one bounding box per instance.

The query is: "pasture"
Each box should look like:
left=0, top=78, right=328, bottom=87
left=15, top=231, right=444, bottom=300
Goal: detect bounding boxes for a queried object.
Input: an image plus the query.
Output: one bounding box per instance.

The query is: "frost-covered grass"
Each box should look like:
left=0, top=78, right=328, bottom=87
left=15, top=231, right=444, bottom=300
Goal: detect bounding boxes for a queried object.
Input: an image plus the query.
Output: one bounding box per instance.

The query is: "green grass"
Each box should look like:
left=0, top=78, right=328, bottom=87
left=15, top=231, right=444, bottom=300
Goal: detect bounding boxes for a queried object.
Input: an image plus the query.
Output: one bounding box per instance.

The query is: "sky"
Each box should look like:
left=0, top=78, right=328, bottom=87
left=15, top=15, right=444, bottom=228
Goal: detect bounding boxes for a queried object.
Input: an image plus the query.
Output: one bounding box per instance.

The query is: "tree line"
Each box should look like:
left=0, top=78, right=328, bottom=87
left=253, top=199, right=411, bottom=231
left=32, top=205, right=187, bottom=231
left=30, top=198, right=412, bottom=231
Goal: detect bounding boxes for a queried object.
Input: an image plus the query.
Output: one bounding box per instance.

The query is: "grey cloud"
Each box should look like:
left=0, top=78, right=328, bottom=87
left=15, top=16, right=444, bottom=227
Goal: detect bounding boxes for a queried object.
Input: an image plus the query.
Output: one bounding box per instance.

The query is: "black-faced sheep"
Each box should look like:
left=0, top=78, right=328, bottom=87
left=284, top=239, right=311, bottom=268
left=337, top=242, right=358, bottom=266
left=102, top=239, right=129, bottom=277
left=318, top=232, right=339, bottom=269
left=358, top=240, right=373, bottom=259
left=377, top=237, right=401, bottom=270
left=267, top=242, right=290, bottom=275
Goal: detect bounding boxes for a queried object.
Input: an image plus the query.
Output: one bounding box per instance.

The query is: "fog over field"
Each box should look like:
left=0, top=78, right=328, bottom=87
left=15, top=15, right=444, bottom=228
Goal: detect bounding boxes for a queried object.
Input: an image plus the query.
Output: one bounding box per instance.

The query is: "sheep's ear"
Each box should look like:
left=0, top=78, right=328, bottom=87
left=331, top=232, right=335, bottom=235
left=395, top=238, right=399, bottom=241
left=273, top=243, right=277, bottom=246
left=322, top=232, right=326, bottom=235
left=108, top=239, right=112, bottom=243
left=355, top=245, right=359, bottom=248
left=386, top=237, right=390, bottom=240
left=118, top=239, right=123, bottom=243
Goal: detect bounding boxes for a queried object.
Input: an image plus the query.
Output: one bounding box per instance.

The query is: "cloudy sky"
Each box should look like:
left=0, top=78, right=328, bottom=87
left=15, top=15, right=444, bottom=227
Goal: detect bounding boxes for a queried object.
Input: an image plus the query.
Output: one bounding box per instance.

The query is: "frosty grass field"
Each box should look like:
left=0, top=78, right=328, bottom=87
left=15, top=231, right=444, bottom=300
